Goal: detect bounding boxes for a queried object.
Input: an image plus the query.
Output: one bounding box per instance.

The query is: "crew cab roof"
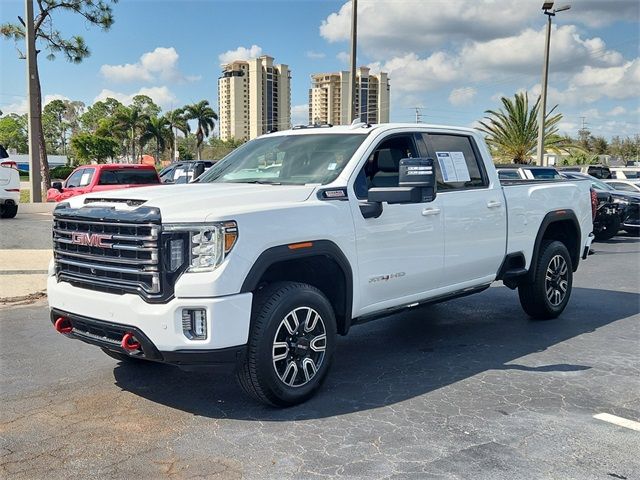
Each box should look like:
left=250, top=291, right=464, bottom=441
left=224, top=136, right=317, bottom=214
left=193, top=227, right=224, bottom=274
left=261, top=123, right=479, bottom=138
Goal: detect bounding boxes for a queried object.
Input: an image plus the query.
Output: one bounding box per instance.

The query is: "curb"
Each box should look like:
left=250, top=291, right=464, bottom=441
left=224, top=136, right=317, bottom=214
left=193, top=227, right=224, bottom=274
left=18, top=203, right=56, bottom=214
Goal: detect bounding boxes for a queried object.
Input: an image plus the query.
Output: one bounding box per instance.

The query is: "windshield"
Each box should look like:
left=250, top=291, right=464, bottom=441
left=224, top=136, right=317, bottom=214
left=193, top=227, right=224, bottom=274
left=198, top=134, right=367, bottom=185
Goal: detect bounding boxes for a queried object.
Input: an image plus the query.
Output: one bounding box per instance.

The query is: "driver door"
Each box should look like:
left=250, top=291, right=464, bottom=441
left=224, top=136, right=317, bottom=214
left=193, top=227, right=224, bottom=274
left=349, top=132, right=445, bottom=316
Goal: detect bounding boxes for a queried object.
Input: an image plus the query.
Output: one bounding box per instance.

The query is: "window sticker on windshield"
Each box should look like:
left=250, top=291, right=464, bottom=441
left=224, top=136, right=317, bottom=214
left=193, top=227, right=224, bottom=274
left=80, top=172, right=91, bottom=185
left=327, top=162, right=337, bottom=171
left=436, top=151, right=470, bottom=182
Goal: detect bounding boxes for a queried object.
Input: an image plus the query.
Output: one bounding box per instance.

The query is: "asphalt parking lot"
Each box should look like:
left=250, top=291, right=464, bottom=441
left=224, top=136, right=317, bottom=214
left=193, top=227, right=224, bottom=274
left=1, top=234, right=639, bottom=479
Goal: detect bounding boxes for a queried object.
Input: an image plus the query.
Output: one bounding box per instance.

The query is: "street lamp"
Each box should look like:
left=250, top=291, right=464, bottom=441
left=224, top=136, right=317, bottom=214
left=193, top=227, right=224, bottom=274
left=536, top=1, right=571, bottom=166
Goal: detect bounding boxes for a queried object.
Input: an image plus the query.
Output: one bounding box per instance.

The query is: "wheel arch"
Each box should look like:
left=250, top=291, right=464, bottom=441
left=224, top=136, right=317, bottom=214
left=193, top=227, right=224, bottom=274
left=529, top=210, right=581, bottom=281
left=240, top=240, right=354, bottom=335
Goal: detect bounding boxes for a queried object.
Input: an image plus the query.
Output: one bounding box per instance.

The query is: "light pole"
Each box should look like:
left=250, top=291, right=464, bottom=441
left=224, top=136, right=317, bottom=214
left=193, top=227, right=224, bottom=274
left=536, top=1, right=570, bottom=166
left=349, top=0, right=358, bottom=123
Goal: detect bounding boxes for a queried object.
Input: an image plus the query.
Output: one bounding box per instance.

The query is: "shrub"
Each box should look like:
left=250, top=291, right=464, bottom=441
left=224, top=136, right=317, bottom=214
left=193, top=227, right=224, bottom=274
left=50, top=165, right=75, bottom=180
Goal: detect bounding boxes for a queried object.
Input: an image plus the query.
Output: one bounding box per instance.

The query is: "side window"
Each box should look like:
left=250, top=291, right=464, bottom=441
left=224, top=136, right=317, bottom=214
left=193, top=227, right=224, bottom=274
left=354, top=134, right=418, bottom=199
left=423, top=134, right=488, bottom=191
left=78, top=168, right=94, bottom=187
left=65, top=169, right=84, bottom=188
left=98, top=170, right=118, bottom=185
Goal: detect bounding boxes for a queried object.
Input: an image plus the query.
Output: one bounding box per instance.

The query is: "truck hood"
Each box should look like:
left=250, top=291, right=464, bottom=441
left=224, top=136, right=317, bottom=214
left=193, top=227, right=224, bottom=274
left=66, top=183, right=317, bottom=222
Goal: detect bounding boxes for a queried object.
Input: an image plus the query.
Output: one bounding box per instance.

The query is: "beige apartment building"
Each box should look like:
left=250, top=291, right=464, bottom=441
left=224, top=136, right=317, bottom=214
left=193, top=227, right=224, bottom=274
left=308, top=67, right=389, bottom=126
left=218, top=55, right=291, bottom=141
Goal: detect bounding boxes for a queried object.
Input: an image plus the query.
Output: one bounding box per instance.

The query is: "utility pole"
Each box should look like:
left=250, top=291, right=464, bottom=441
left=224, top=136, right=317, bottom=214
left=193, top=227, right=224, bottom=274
left=536, top=2, right=571, bottom=166
left=25, top=0, right=42, bottom=201
left=414, top=107, right=423, bottom=123
left=349, top=0, right=358, bottom=123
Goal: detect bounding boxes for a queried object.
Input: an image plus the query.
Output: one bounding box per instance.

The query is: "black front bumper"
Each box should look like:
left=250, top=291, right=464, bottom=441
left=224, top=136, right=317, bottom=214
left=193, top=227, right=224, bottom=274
left=50, top=309, right=246, bottom=371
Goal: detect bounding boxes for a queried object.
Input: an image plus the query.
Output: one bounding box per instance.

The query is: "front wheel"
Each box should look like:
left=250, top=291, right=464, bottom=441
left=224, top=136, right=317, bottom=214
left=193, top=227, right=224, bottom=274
left=593, top=215, right=621, bottom=241
left=236, top=282, right=337, bottom=407
left=518, top=240, right=573, bottom=320
left=0, top=204, right=18, bottom=219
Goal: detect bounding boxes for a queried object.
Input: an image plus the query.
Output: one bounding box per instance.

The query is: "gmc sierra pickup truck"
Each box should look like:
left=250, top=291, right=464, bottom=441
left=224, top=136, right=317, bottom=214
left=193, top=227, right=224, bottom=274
left=48, top=123, right=594, bottom=406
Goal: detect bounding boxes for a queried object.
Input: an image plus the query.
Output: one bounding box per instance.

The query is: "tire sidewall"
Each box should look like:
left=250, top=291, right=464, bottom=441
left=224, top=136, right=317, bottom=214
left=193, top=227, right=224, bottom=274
left=253, top=285, right=337, bottom=405
left=537, top=241, right=573, bottom=315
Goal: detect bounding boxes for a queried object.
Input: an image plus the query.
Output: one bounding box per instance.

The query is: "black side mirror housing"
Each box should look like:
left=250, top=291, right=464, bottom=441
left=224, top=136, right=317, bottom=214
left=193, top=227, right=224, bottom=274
left=367, top=158, right=437, bottom=205
left=52, top=181, right=63, bottom=192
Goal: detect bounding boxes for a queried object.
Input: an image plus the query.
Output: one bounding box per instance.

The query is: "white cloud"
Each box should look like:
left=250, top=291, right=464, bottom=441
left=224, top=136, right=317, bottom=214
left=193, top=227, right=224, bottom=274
left=320, top=0, right=539, bottom=56
left=291, top=104, right=309, bottom=126
left=449, top=87, right=477, bottom=106
left=371, top=52, right=460, bottom=92
left=218, top=45, right=263, bottom=65
left=43, top=94, right=70, bottom=105
left=607, top=106, right=627, bottom=116
left=568, top=0, right=640, bottom=28
left=93, top=86, right=177, bottom=109
left=306, top=51, right=326, bottom=59
left=100, top=47, right=197, bottom=84
left=0, top=98, right=28, bottom=115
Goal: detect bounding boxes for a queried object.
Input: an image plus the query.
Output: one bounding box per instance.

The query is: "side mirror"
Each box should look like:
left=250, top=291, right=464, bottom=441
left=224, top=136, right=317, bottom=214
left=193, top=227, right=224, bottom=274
left=52, top=181, right=63, bottom=192
left=368, top=158, right=437, bottom=205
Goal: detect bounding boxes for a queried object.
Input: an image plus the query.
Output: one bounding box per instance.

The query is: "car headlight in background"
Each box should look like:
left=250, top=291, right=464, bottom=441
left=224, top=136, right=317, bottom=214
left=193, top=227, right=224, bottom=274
left=163, top=221, right=238, bottom=273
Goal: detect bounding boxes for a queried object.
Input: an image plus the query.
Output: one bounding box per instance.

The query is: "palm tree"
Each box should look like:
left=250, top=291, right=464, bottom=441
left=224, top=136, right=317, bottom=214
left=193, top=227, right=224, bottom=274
left=140, top=116, right=173, bottom=165
left=477, top=93, right=569, bottom=164
left=165, top=108, right=190, bottom=162
left=114, top=106, right=148, bottom=163
left=184, top=100, right=218, bottom=160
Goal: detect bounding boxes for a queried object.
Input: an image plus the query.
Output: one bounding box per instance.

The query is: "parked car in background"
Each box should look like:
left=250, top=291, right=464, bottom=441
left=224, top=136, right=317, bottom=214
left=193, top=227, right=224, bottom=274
left=496, top=164, right=561, bottom=181
left=46, top=164, right=160, bottom=202
left=561, top=171, right=640, bottom=238
left=557, top=165, right=612, bottom=179
left=610, top=166, right=640, bottom=180
left=604, top=179, right=640, bottom=193
left=0, top=145, right=20, bottom=219
left=159, top=161, right=215, bottom=184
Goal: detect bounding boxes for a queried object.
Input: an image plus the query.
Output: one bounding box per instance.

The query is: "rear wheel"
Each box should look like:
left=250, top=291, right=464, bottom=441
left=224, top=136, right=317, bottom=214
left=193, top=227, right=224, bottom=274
left=593, top=215, right=620, bottom=241
left=518, top=240, right=573, bottom=320
left=0, top=203, right=18, bottom=218
left=236, top=282, right=336, bottom=407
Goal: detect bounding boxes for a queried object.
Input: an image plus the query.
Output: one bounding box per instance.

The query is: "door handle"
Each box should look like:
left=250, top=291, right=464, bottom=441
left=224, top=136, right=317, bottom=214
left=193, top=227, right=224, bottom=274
left=422, top=207, right=441, bottom=216
left=487, top=200, right=502, bottom=208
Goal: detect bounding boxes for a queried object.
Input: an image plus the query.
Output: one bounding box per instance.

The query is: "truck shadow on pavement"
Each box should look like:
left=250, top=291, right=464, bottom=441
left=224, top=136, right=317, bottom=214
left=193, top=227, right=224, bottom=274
left=113, top=286, right=639, bottom=420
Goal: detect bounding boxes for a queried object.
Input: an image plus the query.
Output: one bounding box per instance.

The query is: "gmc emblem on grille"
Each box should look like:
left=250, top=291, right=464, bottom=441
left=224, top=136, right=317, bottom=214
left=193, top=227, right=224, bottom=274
left=71, top=232, right=113, bottom=248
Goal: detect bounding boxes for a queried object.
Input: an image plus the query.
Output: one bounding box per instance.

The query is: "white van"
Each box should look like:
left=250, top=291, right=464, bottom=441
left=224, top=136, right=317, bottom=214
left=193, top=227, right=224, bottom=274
left=0, top=146, right=20, bottom=218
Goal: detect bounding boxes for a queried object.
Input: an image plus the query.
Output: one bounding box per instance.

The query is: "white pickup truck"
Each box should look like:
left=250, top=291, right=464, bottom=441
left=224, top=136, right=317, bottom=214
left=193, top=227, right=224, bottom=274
left=48, top=123, right=594, bottom=406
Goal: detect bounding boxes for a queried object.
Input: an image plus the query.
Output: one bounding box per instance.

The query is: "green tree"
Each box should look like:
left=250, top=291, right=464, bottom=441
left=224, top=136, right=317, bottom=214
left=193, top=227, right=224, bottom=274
left=184, top=100, right=218, bottom=160
left=70, top=132, right=119, bottom=163
left=42, top=99, right=68, bottom=154
left=113, top=106, right=148, bottom=162
left=477, top=92, right=569, bottom=164
left=0, top=114, right=28, bottom=153
left=140, top=116, right=173, bottom=165
left=1, top=0, right=118, bottom=191
left=591, top=136, right=609, bottom=155
left=132, top=95, right=161, bottom=118
left=165, top=108, right=190, bottom=162
left=80, top=97, right=123, bottom=132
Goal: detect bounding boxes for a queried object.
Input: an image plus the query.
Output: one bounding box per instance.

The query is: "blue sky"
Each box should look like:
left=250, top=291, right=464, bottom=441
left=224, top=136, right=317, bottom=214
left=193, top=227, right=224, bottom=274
left=1, top=0, right=639, bottom=139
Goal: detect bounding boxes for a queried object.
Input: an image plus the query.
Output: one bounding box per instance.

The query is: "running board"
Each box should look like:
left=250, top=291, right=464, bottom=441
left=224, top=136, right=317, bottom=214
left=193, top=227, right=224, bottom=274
left=352, top=284, right=491, bottom=327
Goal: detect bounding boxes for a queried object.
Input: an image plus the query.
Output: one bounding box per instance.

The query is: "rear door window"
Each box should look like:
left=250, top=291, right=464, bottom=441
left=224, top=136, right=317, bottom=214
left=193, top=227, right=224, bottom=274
left=422, top=134, right=488, bottom=190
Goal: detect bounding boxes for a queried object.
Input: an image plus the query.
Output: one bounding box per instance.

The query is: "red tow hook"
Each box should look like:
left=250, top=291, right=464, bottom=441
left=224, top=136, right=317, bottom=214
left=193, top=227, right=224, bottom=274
left=54, top=317, right=73, bottom=334
left=121, top=332, right=141, bottom=352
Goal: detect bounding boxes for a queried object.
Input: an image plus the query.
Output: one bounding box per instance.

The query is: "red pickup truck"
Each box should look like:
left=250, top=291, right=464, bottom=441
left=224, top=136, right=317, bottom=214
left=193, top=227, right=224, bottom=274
left=47, top=164, right=160, bottom=202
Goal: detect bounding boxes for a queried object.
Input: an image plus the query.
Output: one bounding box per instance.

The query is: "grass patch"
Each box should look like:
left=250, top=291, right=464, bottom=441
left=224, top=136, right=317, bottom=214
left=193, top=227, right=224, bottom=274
left=20, top=190, right=30, bottom=203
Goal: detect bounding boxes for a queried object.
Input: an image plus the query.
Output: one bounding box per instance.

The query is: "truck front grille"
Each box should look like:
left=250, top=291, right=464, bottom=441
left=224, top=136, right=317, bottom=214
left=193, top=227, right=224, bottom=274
left=53, top=217, right=162, bottom=296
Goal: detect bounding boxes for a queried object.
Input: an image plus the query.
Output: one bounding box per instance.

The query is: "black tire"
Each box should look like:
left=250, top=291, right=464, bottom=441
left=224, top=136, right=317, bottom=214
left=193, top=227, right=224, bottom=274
left=593, top=215, right=621, bottom=241
left=0, top=204, right=18, bottom=219
left=236, top=281, right=337, bottom=407
left=101, top=347, right=148, bottom=363
left=518, top=240, right=573, bottom=320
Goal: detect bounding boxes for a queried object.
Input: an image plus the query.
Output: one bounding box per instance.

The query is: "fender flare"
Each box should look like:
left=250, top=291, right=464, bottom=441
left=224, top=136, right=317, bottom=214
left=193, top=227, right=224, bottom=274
left=528, top=209, right=581, bottom=281
left=240, top=240, right=354, bottom=334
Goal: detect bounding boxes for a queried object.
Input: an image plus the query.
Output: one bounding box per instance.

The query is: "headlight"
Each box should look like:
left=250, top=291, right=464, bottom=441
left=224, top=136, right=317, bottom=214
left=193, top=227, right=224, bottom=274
left=163, top=221, right=238, bottom=272
left=612, top=197, right=630, bottom=206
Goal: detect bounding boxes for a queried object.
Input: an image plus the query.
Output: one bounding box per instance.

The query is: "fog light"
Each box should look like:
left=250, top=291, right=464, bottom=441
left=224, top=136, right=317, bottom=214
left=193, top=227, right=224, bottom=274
left=182, top=308, right=207, bottom=340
